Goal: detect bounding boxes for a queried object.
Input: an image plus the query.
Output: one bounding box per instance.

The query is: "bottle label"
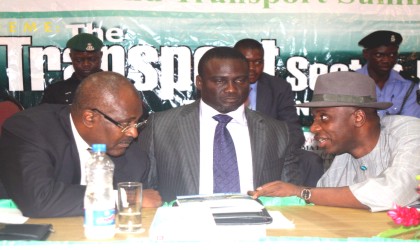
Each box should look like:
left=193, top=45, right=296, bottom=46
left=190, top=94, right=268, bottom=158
left=84, top=208, right=116, bottom=227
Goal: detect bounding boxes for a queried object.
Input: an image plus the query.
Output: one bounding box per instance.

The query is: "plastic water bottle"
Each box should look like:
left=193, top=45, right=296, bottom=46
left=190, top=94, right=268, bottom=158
left=84, top=144, right=116, bottom=240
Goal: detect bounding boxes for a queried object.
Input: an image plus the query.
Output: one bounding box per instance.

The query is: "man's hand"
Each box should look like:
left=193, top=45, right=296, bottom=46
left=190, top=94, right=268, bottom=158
left=247, top=181, right=302, bottom=199
left=142, top=189, right=163, bottom=208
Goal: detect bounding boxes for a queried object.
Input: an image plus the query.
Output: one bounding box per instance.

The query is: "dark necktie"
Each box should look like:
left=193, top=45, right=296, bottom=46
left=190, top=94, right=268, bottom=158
left=213, top=114, right=240, bottom=193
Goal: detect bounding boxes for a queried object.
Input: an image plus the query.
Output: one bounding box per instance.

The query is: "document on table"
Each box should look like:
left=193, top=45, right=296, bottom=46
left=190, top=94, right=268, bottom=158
left=150, top=194, right=295, bottom=241
left=266, top=210, right=295, bottom=229
left=149, top=206, right=217, bottom=241
left=176, top=194, right=264, bottom=212
left=176, top=193, right=272, bottom=225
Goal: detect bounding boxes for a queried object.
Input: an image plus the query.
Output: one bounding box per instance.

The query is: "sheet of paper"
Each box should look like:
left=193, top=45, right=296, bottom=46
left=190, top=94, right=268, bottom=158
left=266, top=210, right=295, bottom=229
left=149, top=206, right=217, bottom=241
left=176, top=194, right=264, bottom=213
left=149, top=206, right=266, bottom=241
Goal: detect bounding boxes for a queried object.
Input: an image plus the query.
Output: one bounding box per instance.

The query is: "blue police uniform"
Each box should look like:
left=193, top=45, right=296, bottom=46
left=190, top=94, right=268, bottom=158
left=356, top=65, right=420, bottom=118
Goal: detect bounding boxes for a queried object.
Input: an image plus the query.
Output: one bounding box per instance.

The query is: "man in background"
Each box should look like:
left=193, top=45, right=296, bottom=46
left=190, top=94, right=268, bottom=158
left=40, top=33, right=104, bottom=104
left=0, top=71, right=161, bottom=218
left=234, top=38, right=324, bottom=187
left=249, top=72, right=420, bottom=211
left=356, top=30, right=420, bottom=118
left=140, top=47, right=302, bottom=202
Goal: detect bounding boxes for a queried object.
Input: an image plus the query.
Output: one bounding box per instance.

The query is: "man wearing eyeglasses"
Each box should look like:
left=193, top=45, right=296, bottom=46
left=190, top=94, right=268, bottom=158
left=0, top=71, right=162, bottom=218
left=355, top=30, right=420, bottom=118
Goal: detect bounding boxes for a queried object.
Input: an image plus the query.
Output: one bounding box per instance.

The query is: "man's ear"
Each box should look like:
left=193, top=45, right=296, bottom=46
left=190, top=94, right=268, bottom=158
left=362, top=49, right=369, bottom=61
left=353, top=109, right=366, bottom=128
left=98, top=51, right=103, bottom=61
left=196, top=75, right=202, bottom=91
left=82, top=109, right=95, bottom=128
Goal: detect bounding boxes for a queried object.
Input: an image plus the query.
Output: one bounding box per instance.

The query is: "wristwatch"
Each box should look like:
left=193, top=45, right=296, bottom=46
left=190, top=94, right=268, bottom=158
left=300, top=188, right=312, bottom=203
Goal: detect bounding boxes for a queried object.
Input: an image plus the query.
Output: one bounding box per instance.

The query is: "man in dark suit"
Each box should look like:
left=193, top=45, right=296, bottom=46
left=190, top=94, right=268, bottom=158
left=139, top=47, right=301, bottom=202
left=234, top=38, right=324, bottom=187
left=0, top=72, right=161, bottom=218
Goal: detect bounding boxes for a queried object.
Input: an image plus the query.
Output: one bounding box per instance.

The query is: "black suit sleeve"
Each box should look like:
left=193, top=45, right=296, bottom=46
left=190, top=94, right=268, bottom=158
left=0, top=111, right=85, bottom=218
left=272, top=78, right=305, bottom=148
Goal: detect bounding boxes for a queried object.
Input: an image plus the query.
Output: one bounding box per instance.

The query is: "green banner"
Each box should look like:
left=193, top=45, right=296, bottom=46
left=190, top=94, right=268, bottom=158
left=0, top=0, right=419, bottom=117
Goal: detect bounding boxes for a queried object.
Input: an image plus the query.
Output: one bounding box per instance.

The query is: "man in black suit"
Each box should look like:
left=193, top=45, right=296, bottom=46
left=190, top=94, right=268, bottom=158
left=234, top=38, right=324, bottom=187
left=0, top=71, right=161, bottom=218
left=140, top=47, right=302, bottom=202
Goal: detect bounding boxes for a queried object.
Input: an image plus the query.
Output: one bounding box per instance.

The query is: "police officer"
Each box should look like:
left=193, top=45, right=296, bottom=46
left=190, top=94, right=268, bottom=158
left=356, top=30, right=420, bottom=118
left=40, top=33, right=104, bottom=104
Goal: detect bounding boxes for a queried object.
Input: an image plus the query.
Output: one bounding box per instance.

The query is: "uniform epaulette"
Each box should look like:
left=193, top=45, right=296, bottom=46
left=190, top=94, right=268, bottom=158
left=399, top=71, right=420, bottom=83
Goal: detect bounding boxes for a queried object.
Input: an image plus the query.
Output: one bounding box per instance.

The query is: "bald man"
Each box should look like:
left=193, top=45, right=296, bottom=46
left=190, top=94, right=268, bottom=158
left=0, top=71, right=161, bottom=218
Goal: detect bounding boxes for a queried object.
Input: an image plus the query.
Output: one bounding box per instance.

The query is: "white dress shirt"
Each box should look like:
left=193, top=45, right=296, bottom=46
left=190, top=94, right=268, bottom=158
left=199, top=100, right=254, bottom=194
left=69, top=114, right=91, bottom=185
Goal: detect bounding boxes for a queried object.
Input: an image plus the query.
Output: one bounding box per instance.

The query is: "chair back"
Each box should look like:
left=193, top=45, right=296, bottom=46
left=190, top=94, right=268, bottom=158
left=0, top=88, right=24, bottom=135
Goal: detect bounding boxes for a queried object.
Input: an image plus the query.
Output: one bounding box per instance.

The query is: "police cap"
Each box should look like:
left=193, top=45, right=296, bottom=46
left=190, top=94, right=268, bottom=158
left=358, top=30, right=402, bottom=49
left=66, top=33, right=104, bottom=52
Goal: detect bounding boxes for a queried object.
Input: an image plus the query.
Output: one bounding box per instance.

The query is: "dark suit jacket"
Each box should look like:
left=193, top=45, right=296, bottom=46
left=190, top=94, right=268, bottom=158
left=40, top=73, right=81, bottom=104
left=139, top=101, right=301, bottom=202
left=255, top=73, right=324, bottom=187
left=255, top=73, right=305, bottom=147
left=0, top=104, right=150, bottom=218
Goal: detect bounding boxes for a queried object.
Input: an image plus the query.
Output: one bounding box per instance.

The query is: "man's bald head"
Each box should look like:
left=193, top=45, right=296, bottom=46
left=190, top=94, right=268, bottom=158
left=70, top=72, right=144, bottom=156
left=71, top=71, right=140, bottom=115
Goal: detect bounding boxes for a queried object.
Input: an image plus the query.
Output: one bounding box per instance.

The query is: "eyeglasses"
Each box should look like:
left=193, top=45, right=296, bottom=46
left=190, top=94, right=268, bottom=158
left=91, top=108, right=147, bottom=133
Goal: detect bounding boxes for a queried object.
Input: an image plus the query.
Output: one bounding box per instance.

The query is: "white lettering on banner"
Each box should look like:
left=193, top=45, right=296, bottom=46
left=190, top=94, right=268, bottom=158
left=29, top=46, right=62, bottom=91
left=65, top=23, right=124, bottom=43
left=0, top=37, right=31, bottom=91
left=160, top=46, right=193, bottom=99
left=330, top=63, right=349, bottom=72
left=349, top=59, right=363, bottom=71
left=62, top=48, right=72, bottom=79
left=105, top=45, right=126, bottom=76
left=105, top=28, right=124, bottom=43
left=127, top=45, right=160, bottom=92
left=0, top=35, right=417, bottom=100
left=192, top=46, right=213, bottom=84
left=286, top=57, right=309, bottom=92
left=262, top=40, right=278, bottom=76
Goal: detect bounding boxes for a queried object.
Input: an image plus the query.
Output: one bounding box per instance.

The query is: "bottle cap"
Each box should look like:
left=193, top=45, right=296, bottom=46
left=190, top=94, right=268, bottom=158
left=91, top=144, right=106, bottom=153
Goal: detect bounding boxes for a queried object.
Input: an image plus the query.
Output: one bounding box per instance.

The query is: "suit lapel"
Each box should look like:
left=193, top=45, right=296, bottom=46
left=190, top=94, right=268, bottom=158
left=245, top=109, right=266, bottom=187
left=177, top=101, right=200, bottom=191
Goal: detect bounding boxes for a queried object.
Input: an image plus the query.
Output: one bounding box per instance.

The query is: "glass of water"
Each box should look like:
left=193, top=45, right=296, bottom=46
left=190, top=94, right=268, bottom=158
left=117, top=182, right=143, bottom=233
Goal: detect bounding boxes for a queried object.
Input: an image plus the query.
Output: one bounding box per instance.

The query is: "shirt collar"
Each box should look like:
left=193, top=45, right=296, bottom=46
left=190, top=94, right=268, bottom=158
left=199, top=99, right=247, bottom=125
left=69, top=114, right=91, bottom=151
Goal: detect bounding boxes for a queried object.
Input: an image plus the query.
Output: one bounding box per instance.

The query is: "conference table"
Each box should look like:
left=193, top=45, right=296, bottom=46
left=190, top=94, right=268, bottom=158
left=25, top=206, right=391, bottom=240
left=4, top=205, right=415, bottom=249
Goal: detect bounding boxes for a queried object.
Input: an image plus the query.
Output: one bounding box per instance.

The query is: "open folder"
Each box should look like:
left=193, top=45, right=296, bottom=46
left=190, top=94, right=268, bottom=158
left=175, top=194, right=273, bottom=225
